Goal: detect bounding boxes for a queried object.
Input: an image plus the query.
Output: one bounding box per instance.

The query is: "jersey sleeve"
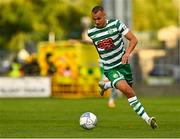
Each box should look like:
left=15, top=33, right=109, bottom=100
left=116, top=20, right=129, bottom=35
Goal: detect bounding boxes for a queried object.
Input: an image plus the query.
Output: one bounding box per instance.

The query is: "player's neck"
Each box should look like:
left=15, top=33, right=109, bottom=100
left=96, top=20, right=108, bottom=29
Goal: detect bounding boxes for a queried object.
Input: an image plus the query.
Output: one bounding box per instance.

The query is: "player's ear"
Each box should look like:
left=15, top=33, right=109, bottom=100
left=103, top=11, right=106, bottom=18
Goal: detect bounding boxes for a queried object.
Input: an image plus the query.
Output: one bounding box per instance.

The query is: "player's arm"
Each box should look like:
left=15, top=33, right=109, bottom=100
left=121, top=31, right=138, bottom=64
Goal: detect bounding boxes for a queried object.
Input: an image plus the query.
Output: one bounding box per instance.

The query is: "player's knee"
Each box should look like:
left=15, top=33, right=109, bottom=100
left=116, top=81, right=135, bottom=97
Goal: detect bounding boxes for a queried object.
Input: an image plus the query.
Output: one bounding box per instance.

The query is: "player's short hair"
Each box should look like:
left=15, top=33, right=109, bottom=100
left=92, top=6, right=104, bottom=13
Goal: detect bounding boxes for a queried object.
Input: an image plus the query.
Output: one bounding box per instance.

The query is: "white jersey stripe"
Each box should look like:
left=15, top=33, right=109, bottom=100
left=104, top=52, right=124, bottom=64
left=100, top=45, right=123, bottom=58
left=103, top=62, right=122, bottom=70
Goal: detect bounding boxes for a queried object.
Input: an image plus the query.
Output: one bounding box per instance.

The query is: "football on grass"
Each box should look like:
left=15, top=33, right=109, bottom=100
left=80, top=112, right=97, bottom=130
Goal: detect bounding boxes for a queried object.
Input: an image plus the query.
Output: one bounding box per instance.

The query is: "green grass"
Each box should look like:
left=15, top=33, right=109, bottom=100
left=0, top=96, right=180, bottom=138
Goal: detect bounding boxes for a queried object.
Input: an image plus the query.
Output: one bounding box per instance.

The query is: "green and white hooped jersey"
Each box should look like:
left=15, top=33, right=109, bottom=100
left=88, top=19, right=129, bottom=71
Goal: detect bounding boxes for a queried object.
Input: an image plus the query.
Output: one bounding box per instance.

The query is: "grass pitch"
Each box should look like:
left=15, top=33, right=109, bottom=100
left=0, top=96, right=180, bottom=138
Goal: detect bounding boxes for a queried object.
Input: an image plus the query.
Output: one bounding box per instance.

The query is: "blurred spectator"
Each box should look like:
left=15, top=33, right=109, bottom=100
left=9, top=57, right=23, bottom=77
left=46, top=53, right=57, bottom=75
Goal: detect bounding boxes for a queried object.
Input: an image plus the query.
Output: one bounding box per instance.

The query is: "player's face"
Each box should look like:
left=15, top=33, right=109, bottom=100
left=92, top=10, right=106, bottom=28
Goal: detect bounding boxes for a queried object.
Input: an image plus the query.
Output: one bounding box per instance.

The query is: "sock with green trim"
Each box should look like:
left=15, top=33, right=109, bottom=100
left=128, top=96, right=150, bottom=124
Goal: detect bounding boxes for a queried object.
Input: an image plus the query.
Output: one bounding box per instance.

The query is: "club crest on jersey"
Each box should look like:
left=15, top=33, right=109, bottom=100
left=108, top=28, right=114, bottom=34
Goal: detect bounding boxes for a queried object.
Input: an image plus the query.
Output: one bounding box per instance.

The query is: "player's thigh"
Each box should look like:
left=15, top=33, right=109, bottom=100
left=120, top=64, right=133, bottom=84
left=104, top=69, right=125, bottom=88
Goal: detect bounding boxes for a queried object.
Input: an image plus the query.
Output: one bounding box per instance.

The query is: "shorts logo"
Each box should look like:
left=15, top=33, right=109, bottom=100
left=113, top=73, right=119, bottom=78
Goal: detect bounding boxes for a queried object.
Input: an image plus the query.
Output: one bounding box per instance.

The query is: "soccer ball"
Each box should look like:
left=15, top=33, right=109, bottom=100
left=80, top=112, right=97, bottom=130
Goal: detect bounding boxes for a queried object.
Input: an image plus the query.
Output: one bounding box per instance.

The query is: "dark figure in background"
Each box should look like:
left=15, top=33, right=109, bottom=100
left=46, top=53, right=57, bottom=75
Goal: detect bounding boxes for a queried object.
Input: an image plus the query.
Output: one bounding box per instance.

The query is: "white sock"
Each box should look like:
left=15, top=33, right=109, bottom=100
left=128, top=96, right=150, bottom=124
left=109, top=98, right=114, bottom=103
left=104, top=81, right=112, bottom=89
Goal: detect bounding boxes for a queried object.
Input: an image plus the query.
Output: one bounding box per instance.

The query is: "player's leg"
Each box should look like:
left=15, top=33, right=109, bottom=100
left=108, top=88, right=117, bottom=108
left=99, top=81, right=112, bottom=96
left=98, top=63, right=112, bottom=96
left=108, top=88, right=122, bottom=108
left=102, top=64, right=157, bottom=129
left=115, top=80, right=157, bottom=129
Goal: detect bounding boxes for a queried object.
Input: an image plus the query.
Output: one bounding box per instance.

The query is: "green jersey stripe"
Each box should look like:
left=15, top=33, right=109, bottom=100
left=116, top=21, right=120, bottom=28
left=102, top=50, right=123, bottom=61
left=114, top=35, right=122, bottom=43
left=102, top=51, right=123, bottom=64
left=119, top=27, right=125, bottom=34
left=100, top=43, right=123, bottom=58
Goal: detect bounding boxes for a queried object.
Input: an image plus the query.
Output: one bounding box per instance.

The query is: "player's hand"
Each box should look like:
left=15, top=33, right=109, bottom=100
left=121, top=53, right=130, bottom=64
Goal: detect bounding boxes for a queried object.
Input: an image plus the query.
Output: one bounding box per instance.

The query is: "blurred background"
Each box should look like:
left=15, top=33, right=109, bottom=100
left=0, top=0, right=179, bottom=98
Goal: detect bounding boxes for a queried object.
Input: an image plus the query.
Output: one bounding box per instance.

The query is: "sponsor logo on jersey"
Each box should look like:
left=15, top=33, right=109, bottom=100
left=97, top=38, right=115, bottom=50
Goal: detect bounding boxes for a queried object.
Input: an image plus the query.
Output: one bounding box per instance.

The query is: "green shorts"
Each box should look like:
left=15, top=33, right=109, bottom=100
left=104, top=64, right=133, bottom=88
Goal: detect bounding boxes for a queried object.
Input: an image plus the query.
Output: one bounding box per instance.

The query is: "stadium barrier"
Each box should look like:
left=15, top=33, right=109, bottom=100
left=0, top=77, right=51, bottom=98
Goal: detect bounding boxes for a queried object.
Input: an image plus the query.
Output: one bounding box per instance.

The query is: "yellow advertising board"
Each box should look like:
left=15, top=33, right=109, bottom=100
left=37, top=40, right=108, bottom=98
